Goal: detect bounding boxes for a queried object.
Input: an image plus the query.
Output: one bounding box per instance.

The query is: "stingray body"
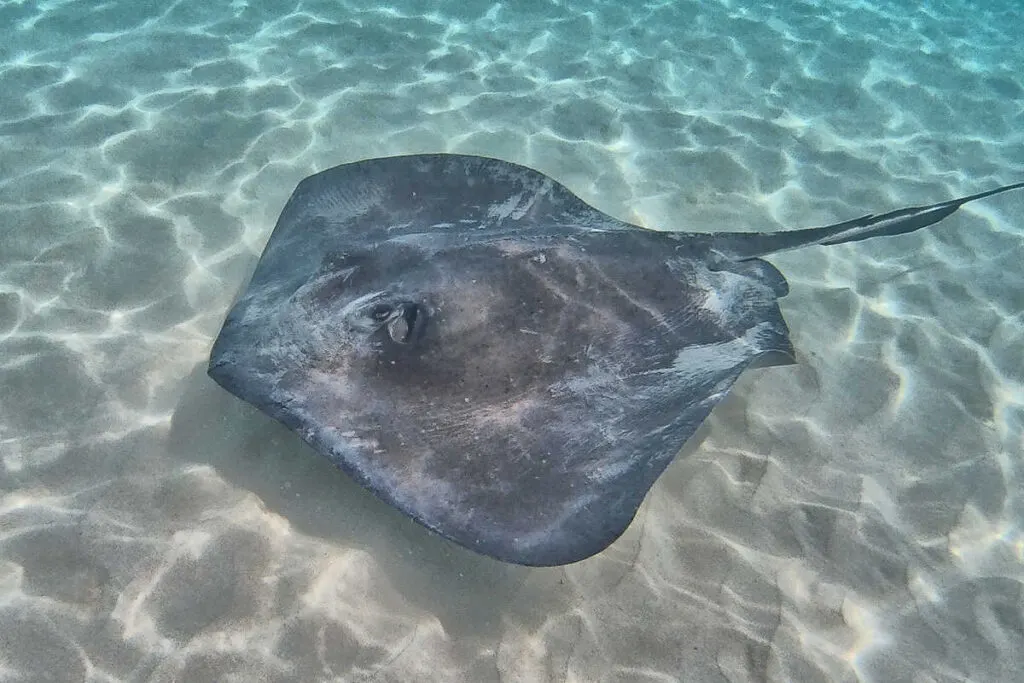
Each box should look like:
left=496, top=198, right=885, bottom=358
left=208, top=154, right=1022, bottom=566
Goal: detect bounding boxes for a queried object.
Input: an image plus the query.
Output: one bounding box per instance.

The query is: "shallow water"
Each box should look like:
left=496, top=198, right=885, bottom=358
left=1, top=0, right=1022, bottom=681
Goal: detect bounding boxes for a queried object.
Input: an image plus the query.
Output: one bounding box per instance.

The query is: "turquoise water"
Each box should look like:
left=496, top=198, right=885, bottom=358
left=1, top=0, right=1022, bottom=681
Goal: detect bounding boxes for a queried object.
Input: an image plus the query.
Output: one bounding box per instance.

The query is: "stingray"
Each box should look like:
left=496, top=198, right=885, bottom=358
left=208, top=154, right=1022, bottom=566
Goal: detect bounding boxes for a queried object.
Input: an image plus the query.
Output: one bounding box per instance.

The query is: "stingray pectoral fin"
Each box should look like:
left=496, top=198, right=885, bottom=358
left=748, top=347, right=796, bottom=369
left=712, top=181, right=1024, bottom=261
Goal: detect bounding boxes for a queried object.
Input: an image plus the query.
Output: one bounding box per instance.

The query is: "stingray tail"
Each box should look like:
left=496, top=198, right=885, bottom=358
left=712, top=181, right=1024, bottom=261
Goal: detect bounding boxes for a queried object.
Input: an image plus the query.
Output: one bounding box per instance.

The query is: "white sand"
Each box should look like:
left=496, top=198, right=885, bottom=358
left=1, top=0, right=1022, bottom=681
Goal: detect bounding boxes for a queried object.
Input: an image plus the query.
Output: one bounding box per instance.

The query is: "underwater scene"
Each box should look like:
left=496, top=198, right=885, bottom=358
left=1, top=0, right=1022, bottom=681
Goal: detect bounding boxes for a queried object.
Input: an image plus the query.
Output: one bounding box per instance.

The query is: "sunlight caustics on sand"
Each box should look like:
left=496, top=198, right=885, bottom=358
left=1, top=0, right=1022, bottom=681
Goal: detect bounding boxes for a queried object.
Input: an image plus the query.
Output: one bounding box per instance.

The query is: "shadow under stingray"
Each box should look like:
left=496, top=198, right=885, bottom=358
left=166, top=363, right=589, bottom=642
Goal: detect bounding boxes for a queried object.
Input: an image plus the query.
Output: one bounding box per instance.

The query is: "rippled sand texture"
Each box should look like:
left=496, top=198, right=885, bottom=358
left=2, top=0, right=1023, bottom=681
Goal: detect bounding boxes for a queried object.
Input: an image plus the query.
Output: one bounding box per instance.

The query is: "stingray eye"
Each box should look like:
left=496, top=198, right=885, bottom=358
left=370, top=303, right=393, bottom=321
left=386, top=302, right=424, bottom=344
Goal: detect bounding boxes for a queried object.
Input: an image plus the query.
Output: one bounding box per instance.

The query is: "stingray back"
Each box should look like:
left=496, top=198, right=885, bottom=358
left=209, top=154, right=795, bottom=565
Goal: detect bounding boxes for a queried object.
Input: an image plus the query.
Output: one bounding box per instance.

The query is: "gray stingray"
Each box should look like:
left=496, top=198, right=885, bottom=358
left=208, top=154, right=1022, bottom=566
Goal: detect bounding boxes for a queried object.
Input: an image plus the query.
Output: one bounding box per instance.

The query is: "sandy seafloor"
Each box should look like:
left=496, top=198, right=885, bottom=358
left=1, top=0, right=1023, bottom=681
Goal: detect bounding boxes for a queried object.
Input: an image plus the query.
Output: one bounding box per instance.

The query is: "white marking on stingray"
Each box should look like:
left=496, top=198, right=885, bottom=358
left=690, top=265, right=767, bottom=325
left=487, top=181, right=550, bottom=221
left=323, top=426, right=383, bottom=456
left=667, top=259, right=738, bottom=315
left=581, top=454, right=633, bottom=484
left=505, top=486, right=602, bottom=551
left=494, top=239, right=539, bottom=257
left=585, top=254, right=674, bottom=332
left=335, top=289, right=388, bottom=318
left=468, top=394, right=544, bottom=432
left=667, top=322, right=772, bottom=384
left=549, top=359, right=623, bottom=399
left=305, top=182, right=385, bottom=223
